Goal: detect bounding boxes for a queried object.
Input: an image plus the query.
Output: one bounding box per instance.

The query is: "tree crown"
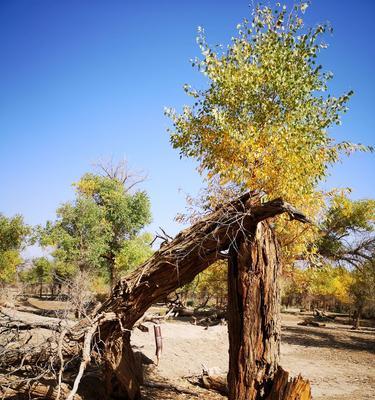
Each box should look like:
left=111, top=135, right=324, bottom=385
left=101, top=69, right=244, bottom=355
left=167, top=2, right=371, bottom=210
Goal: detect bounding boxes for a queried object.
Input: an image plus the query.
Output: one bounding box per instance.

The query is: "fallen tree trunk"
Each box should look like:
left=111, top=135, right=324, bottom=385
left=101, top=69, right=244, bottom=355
left=201, top=374, right=228, bottom=395
left=0, top=307, right=74, bottom=331
left=298, top=318, right=326, bottom=328
left=143, top=381, right=199, bottom=396
left=0, top=377, right=82, bottom=400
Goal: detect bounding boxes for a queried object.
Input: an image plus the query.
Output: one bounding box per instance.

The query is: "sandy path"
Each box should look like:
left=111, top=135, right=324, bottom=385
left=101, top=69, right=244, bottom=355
left=132, top=314, right=375, bottom=399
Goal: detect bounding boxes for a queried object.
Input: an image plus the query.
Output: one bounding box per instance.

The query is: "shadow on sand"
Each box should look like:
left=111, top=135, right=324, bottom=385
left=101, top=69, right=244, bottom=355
left=281, top=324, right=375, bottom=354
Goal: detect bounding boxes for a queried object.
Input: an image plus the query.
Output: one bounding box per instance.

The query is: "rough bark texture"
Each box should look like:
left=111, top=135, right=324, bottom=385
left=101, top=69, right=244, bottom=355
left=95, top=194, right=309, bottom=398
left=104, top=332, right=143, bottom=400
left=227, top=221, right=281, bottom=400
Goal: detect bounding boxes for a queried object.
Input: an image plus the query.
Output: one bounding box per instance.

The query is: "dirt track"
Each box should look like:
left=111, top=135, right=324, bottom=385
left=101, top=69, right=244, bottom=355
left=132, top=313, right=375, bottom=400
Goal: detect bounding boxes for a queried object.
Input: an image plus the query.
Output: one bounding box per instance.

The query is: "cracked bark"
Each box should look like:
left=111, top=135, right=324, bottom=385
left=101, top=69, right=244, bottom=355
left=227, top=221, right=281, bottom=400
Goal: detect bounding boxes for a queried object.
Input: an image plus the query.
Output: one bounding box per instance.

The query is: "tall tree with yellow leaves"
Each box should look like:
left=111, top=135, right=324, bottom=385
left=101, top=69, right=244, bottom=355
left=167, top=3, right=371, bottom=398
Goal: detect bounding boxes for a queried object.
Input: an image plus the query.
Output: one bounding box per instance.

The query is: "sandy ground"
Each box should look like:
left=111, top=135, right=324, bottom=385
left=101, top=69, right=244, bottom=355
left=132, top=313, right=375, bottom=400
left=2, top=298, right=374, bottom=399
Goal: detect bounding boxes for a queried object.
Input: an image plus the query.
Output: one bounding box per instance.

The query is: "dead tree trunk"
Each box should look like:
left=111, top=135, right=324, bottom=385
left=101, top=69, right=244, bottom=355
left=95, top=195, right=310, bottom=399
left=227, top=221, right=281, bottom=400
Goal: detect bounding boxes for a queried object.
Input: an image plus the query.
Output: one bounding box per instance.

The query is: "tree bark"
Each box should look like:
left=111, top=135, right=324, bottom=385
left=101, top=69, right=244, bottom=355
left=104, top=331, right=143, bottom=400
left=227, top=221, right=281, bottom=400
left=97, top=196, right=310, bottom=399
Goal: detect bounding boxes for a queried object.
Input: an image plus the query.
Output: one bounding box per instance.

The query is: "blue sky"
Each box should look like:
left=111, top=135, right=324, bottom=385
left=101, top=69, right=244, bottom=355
left=0, top=0, right=374, bottom=258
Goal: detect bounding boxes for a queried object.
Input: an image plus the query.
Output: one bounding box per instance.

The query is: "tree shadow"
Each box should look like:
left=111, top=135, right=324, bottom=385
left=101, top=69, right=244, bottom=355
left=281, top=324, right=375, bottom=354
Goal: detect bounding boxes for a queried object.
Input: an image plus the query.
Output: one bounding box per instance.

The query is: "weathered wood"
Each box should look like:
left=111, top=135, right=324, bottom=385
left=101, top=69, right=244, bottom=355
left=0, top=306, right=74, bottom=331
left=104, top=331, right=143, bottom=400
left=298, top=318, right=326, bottom=327
left=95, top=194, right=307, bottom=398
left=201, top=374, right=228, bottom=395
left=0, top=378, right=82, bottom=399
left=227, top=221, right=281, bottom=400
left=313, top=309, right=335, bottom=321
left=266, top=366, right=311, bottom=400
left=143, top=381, right=200, bottom=396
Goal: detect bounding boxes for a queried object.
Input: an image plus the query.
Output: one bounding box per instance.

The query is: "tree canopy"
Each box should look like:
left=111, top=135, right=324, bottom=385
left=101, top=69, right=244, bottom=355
left=167, top=2, right=371, bottom=209
left=316, top=195, right=375, bottom=268
left=40, top=170, right=152, bottom=288
left=167, top=2, right=372, bottom=269
left=0, top=213, right=29, bottom=284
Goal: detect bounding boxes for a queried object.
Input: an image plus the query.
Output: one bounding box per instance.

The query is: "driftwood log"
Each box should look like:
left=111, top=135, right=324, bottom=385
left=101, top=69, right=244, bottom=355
left=0, top=377, right=82, bottom=400
left=1, top=192, right=311, bottom=399
left=298, top=318, right=326, bottom=327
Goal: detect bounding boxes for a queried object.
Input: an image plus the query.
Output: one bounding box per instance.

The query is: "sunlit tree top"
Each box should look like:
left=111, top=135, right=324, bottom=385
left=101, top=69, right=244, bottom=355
left=167, top=2, right=371, bottom=211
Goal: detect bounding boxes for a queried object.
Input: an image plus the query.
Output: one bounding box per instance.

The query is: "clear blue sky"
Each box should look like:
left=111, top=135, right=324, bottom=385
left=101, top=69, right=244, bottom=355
left=0, top=1, right=374, bottom=258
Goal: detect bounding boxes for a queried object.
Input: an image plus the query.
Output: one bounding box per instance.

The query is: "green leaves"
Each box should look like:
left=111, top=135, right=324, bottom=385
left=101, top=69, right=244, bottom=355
left=0, top=250, right=22, bottom=284
left=0, top=214, right=29, bottom=253
left=39, top=171, right=152, bottom=284
left=166, top=2, right=374, bottom=272
left=0, top=213, right=29, bottom=283
left=316, top=195, right=374, bottom=269
left=115, top=233, right=153, bottom=273
left=165, top=0, right=375, bottom=280
left=167, top=2, right=360, bottom=211
left=44, top=198, right=112, bottom=271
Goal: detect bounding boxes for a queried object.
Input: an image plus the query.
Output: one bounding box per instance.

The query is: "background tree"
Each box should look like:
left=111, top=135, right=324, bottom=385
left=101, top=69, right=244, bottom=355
left=25, top=257, right=53, bottom=298
left=186, top=260, right=227, bottom=308
left=41, top=198, right=112, bottom=275
left=316, top=194, right=374, bottom=268
left=0, top=213, right=29, bottom=285
left=314, top=194, right=375, bottom=326
left=282, top=264, right=352, bottom=311
left=40, top=165, right=152, bottom=290
left=349, top=260, right=375, bottom=328
left=115, top=232, right=153, bottom=275
left=75, top=171, right=152, bottom=287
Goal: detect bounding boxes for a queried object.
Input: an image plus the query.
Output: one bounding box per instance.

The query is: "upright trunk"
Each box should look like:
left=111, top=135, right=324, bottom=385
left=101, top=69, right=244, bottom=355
left=108, top=253, right=117, bottom=293
left=104, top=332, right=142, bottom=400
left=227, top=221, right=281, bottom=400
left=353, top=305, right=362, bottom=329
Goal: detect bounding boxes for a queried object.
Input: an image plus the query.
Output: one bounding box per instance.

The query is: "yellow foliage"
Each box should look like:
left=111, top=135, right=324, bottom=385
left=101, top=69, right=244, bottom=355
left=167, top=4, right=371, bottom=267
